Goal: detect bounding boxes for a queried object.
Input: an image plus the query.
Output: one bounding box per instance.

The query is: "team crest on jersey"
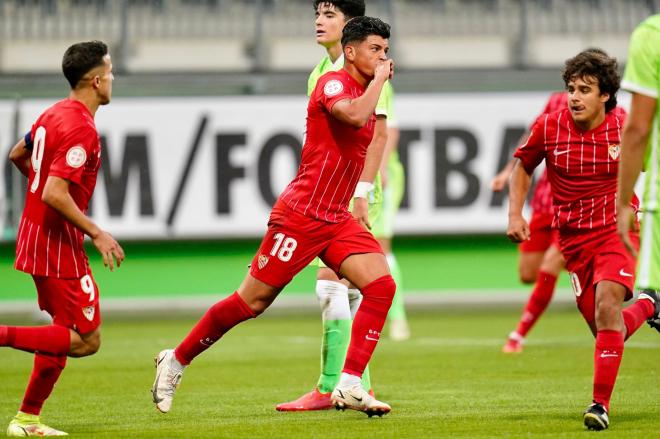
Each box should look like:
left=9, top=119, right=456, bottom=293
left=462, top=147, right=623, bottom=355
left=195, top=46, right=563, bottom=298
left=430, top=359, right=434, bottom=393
left=324, top=80, right=343, bottom=97
left=608, top=144, right=620, bottom=160
left=66, top=145, right=87, bottom=168
left=82, top=306, right=95, bottom=321
left=258, top=254, right=269, bottom=270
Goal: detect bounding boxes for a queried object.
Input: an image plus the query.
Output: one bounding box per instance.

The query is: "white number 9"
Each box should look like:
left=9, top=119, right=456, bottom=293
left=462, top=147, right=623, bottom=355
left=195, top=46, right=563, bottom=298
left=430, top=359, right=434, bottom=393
left=30, top=126, right=46, bottom=193
left=81, top=274, right=95, bottom=302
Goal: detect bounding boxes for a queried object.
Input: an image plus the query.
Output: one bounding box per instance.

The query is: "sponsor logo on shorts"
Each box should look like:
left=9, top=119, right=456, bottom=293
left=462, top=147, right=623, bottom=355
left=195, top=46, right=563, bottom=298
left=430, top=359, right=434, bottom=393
left=619, top=268, right=633, bottom=277
left=324, top=80, right=343, bottom=97
left=608, top=144, right=620, bottom=160
left=258, top=254, right=269, bottom=270
left=82, top=306, right=95, bottom=321
left=66, top=145, right=87, bottom=168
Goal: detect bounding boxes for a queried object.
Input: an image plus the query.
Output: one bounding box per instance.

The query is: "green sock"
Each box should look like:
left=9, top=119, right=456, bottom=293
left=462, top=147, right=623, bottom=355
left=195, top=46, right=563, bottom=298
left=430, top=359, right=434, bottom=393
left=317, top=319, right=351, bottom=393
left=387, top=253, right=407, bottom=321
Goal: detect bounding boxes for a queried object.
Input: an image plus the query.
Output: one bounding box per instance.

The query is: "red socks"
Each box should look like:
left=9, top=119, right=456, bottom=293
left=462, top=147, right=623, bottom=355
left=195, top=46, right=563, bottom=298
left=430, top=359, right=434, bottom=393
left=20, top=354, right=67, bottom=415
left=622, top=299, right=654, bottom=341
left=0, top=325, right=70, bottom=356
left=515, top=271, right=557, bottom=337
left=343, top=275, right=396, bottom=377
left=593, top=329, right=624, bottom=411
left=175, top=292, right=255, bottom=365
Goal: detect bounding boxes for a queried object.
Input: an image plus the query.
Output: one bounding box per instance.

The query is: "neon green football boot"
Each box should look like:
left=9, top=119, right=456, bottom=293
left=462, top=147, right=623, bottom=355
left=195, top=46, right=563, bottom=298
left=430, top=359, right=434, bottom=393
left=7, top=412, right=68, bottom=436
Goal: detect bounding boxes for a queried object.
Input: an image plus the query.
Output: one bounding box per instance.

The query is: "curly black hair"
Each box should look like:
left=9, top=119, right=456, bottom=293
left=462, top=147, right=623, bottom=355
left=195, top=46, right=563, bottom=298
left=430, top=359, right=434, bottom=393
left=62, top=40, right=108, bottom=89
left=562, top=48, right=620, bottom=113
left=341, top=16, right=390, bottom=47
left=313, top=0, right=365, bottom=19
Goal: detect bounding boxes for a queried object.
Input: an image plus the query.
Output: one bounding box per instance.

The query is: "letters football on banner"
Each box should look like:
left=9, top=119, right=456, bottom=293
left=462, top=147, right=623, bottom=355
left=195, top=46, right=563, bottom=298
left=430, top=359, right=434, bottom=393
left=5, top=92, right=630, bottom=240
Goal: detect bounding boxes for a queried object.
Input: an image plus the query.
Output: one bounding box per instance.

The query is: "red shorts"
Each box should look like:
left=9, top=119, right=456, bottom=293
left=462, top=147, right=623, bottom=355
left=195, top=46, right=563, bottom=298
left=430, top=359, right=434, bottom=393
left=33, top=274, right=101, bottom=334
left=560, top=228, right=639, bottom=325
left=249, top=200, right=383, bottom=288
left=519, top=211, right=559, bottom=253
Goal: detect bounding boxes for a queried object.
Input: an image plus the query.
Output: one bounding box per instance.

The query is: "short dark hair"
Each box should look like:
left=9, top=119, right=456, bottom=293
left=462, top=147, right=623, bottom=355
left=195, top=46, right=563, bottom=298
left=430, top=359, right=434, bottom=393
left=341, top=16, right=390, bottom=47
left=62, top=40, right=108, bottom=89
left=562, top=48, right=620, bottom=113
left=313, top=0, right=365, bottom=19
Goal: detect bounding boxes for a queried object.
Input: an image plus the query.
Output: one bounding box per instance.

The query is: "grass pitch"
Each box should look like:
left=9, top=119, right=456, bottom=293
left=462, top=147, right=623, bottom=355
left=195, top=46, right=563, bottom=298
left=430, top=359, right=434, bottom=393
left=1, top=308, right=659, bottom=438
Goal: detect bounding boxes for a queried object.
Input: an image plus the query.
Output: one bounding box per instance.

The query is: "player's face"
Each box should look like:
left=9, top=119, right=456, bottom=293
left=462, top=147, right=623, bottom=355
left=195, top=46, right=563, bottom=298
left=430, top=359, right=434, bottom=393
left=315, top=3, right=346, bottom=47
left=97, top=55, right=114, bottom=105
left=347, top=35, right=389, bottom=79
left=567, top=76, right=609, bottom=126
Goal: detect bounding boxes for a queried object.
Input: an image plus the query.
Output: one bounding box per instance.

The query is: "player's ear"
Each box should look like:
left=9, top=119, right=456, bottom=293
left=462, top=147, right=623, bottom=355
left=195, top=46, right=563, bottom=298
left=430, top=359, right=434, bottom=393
left=599, top=92, right=610, bottom=104
left=344, top=44, right=356, bottom=62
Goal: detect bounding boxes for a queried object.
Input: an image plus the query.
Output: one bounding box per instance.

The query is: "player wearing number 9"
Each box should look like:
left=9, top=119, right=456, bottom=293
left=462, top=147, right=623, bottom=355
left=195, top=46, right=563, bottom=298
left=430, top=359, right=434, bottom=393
left=152, top=16, right=396, bottom=418
left=3, top=40, right=124, bottom=437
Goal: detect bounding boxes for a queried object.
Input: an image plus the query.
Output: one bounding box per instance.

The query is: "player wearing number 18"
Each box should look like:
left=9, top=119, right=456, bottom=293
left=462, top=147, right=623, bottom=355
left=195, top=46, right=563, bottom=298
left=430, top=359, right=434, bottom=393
left=152, top=16, right=395, bottom=417
left=3, top=41, right=124, bottom=437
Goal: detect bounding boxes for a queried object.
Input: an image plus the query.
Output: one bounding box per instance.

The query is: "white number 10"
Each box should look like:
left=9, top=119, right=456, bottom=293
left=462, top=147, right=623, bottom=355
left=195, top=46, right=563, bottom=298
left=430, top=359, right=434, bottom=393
left=30, top=126, right=46, bottom=193
left=270, top=233, right=298, bottom=262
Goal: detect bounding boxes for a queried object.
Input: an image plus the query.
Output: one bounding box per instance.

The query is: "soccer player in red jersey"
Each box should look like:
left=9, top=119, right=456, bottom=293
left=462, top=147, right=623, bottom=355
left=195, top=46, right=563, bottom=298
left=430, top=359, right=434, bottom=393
left=152, top=16, right=395, bottom=417
left=494, top=91, right=568, bottom=353
left=508, top=49, right=658, bottom=431
left=2, top=41, right=124, bottom=437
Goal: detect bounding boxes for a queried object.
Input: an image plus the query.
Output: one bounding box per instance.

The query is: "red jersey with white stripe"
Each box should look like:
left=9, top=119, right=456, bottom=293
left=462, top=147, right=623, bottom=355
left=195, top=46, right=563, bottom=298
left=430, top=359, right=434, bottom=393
left=15, top=99, right=102, bottom=278
left=530, top=92, right=568, bottom=215
left=280, top=69, right=376, bottom=222
left=515, top=106, right=638, bottom=232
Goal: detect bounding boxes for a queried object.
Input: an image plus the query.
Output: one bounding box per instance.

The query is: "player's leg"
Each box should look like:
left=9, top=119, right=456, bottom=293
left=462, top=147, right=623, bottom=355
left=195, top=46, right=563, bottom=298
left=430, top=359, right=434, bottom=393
left=153, top=206, right=323, bottom=413
left=631, top=210, right=660, bottom=332
left=346, top=286, right=372, bottom=393
left=503, top=244, right=564, bottom=353
left=276, top=267, right=350, bottom=411
left=6, top=276, right=101, bottom=437
left=332, top=251, right=394, bottom=416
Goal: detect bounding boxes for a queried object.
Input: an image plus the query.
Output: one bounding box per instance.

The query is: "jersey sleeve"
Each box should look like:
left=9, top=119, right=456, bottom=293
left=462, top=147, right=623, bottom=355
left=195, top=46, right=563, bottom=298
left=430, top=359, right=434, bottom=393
left=514, top=115, right=546, bottom=175
left=622, top=22, right=660, bottom=98
left=49, top=124, right=97, bottom=185
left=375, top=81, right=391, bottom=118
left=317, top=74, right=355, bottom=113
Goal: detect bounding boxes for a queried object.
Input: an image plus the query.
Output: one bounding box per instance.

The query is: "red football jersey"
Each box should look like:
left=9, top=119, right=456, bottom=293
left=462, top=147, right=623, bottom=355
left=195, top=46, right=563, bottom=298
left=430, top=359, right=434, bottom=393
left=515, top=106, right=637, bottom=232
left=280, top=69, right=376, bottom=222
left=530, top=92, right=568, bottom=215
left=15, top=99, right=102, bottom=278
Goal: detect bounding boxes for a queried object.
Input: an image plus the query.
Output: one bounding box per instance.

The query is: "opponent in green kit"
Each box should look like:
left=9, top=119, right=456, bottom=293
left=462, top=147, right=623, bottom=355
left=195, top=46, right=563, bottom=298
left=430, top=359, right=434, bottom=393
left=370, top=89, right=410, bottom=340
left=275, top=0, right=390, bottom=411
left=617, top=13, right=660, bottom=331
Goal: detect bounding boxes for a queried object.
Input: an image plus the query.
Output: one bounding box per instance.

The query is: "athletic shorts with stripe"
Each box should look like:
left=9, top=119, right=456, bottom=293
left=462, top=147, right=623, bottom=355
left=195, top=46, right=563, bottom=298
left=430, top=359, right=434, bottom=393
left=560, top=228, right=639, bottom=325
left=33, top=274, right=101, bottom=334
left=250, top=200, right=384, bottom=288
left=519, top=211, right=560, bottom=253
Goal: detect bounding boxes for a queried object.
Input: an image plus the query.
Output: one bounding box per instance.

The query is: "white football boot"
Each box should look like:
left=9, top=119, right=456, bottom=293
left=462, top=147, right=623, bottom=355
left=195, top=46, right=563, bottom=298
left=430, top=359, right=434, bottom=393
left=331, top=385, right=391, bottom=417
left=151, top=349, right=184, bottom=413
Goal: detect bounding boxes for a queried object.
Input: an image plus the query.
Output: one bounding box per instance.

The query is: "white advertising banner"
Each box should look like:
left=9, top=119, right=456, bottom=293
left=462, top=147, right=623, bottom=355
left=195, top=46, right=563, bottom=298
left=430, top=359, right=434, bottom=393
left=3, top=92, right=632, bottom=239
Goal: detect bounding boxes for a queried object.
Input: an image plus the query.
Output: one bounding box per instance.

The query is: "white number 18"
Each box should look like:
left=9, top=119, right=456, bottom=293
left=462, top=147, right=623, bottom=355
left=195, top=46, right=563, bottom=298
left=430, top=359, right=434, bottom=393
left=270, top=233, right=298, bottom=262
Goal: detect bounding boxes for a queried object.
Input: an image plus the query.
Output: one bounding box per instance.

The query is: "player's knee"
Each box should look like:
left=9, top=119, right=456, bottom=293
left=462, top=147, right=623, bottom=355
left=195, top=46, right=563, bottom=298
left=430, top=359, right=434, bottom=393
left=518, top=268, right=537, bottom=284
left=316, top=280, right=350, bottom=320
left=363, top=274, right=396, bottom=303
left=73, top=332, right=101, bottom=357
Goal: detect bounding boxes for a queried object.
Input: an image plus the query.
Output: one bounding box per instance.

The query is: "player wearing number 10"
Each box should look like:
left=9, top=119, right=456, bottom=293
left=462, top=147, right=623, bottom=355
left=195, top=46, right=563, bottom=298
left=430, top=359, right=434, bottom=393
left=2, top=41, right=124, bottom=437
left=152, top=16, right=395, bottom=417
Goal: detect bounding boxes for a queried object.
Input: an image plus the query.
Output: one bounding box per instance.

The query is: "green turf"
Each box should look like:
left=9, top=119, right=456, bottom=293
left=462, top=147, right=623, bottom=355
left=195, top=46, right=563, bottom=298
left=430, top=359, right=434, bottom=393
left=1, top=309, right=658, bottom=437
left=0, top=236, right=572, bottom=301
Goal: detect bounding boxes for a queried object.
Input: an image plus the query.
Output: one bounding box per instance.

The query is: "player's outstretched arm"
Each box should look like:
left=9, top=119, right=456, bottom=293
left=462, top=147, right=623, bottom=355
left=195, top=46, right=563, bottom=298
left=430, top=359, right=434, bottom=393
left=331, top=60, right=393, bottom=128
left=42, top=175, right=125, bottom=271
left=617, top=92, right=656, bottom=256
left=9, top=137, right=31, bottom=177
left=507, top=159, right=532, bottom=243
left=353, top=116, right=388, bottom=229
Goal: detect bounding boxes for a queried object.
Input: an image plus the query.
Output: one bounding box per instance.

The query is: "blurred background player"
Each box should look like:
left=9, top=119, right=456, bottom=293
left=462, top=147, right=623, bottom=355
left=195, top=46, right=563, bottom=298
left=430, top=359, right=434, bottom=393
left=618, top=13, right=660, bottom=333
left=152, top=16, right=396, bottom=417
left=508, top=49, right=658, bottom=431
left=1, top=41, right=124, bottom=437
left=275, top=0, right=391, bottom=412
left=372, top=90, right=410, bottom=341
left=493, top=91, right=568, bottom=353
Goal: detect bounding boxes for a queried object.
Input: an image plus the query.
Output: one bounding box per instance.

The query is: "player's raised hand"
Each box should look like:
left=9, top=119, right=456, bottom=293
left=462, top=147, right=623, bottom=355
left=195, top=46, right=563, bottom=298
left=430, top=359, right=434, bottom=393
left=374, top=59, right=393, bottom=82
left=352, top=197, right=371, bottom=230
left=92, top=230, right=125, bottom=271
left=616, top=205, right=639, bottom=257
left=507, top=214, right=530, bottom=243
